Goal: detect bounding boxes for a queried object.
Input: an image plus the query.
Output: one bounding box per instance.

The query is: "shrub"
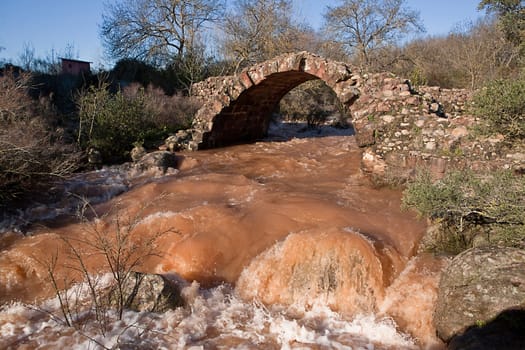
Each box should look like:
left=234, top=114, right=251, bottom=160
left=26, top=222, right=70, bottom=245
left=403, top=169, right=525, bottom=254
left=0, top=69, right=78, bottom=207
left=77, top=82, right=151, bottom=163
left=472, top=77, right=525, bottom=141
left=38, top=199, right=173, bottom=338
left=77, top=83, right=199, bottom=164
left=124, top=83, right=199, bottom=135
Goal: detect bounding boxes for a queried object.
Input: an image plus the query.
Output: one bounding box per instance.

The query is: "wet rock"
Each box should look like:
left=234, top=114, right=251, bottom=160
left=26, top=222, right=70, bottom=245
left=135, top=151, right=179, bottom=172
left=361, top=149, right=386, bottom=176
left=87, top=147, right=102, bottom=167
left=434, top=246, right=525, bottom=342
left=165, top=130, right=192, bottom=152
left=130, top=145, right=147, bottom=162
left=109, top=272, right=183, bottom=313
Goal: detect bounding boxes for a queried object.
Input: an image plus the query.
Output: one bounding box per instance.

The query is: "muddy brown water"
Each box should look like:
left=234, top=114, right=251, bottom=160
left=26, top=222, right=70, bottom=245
left=0, top=127, right=446, bottom=349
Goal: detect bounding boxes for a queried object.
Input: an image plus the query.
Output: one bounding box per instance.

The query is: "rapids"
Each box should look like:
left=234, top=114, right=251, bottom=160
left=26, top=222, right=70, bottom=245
left=0, top=122, right=446, bottom=349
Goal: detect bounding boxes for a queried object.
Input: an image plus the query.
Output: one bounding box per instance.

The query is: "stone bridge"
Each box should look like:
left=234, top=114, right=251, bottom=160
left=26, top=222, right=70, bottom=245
left=186, top=51, right=451, bottom=153
left=180, top=51, right=524, bottom=182
left=188, top=51, right=361, bottom=150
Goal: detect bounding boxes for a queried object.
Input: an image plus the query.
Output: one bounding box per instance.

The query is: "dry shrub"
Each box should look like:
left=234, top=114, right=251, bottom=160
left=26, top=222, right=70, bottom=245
left=378, top=19, right=520, bottom=89
left=34, top=198, right=176, bottom=347
left=0, top=69, right=78, bottom=207
left=403, top=169, right=525, bottom=254
left=123, top=83, right=199, bottom=131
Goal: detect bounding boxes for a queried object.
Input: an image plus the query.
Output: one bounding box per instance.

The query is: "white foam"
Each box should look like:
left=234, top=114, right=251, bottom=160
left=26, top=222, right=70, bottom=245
left=0, top=279, right=417, bottom=349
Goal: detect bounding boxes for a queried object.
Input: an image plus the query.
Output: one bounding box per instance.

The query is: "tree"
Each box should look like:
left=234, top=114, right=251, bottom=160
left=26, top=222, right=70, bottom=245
left=100, top=0, right=224, bottom=66
left=18, top=42, right=36, bottom=71
left=478, top=0, right=525, bottom=53
left=221, top=0, right=309, bottom=72
left=449, top=19, right=519, bottom=89
left=322, top=0, right=424, bottom=69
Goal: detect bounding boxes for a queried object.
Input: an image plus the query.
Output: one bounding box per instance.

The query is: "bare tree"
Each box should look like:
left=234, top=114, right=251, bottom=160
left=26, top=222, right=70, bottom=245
left=100, top=0, right=224, bottom=66
left=322, top=0, right=424, bottom=69
left=18, top=42, right=36, bottom=71
left=392, top=18, right=520, bottom=89
left=449, top=19, right=519, bottom=89
left=221, top=0, right=310, bottom=72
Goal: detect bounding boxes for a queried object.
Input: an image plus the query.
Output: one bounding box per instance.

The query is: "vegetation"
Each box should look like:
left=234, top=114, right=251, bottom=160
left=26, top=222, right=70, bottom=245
left=77, top=82, right=199, bottom=163
left=0, top=69, right=79, bottom=207
left=101, top=0, right=225, bottom=90
left=221, top=0, right=309, bottom=72
left=403, top=170, right=525, bottom=254
left=472, top=75, right=525, bottom=141
left=39, top=200, right=173, bottom=340
left=100, top=0, right=224, bottom=65
left=479, top=0, right=525, bottom=56
left=322, top=0, right=424, bottom=70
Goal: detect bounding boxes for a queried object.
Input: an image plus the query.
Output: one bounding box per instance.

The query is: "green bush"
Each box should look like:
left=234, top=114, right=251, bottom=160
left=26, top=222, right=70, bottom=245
left=472, top=77, right=525, bottom=141
left=77, top=83, right=199, bottom=164
left=403, top=169, right=525, bottom=254
left=77, top=83, right=151, bottom=163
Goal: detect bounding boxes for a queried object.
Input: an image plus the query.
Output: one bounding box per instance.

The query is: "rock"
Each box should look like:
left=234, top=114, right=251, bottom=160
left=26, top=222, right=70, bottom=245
left=135, top=151, right=179, bottom=172
left=447, top=309, right=525, bottom=350
left=425, top=141, right=436, bottom=151
left=109, top=272, right=183, bottom=313
left=355, top=126, right=376, bottom=147
left=415, top=119, right=425, bottom=128
left=361, top=149, right=386, bottom=176
left=381, top=115, right=395, bottom=123
left=130, top=145, right=147, bottom=162
left=506, top=153, right=525, bottom=162
left=87, top=147, right=102, bottom=166
left=165, top=130, right=192, bottom=152
left=451, top=126, right=468, bottom=139
left=434, top=246, right=525, bottom=342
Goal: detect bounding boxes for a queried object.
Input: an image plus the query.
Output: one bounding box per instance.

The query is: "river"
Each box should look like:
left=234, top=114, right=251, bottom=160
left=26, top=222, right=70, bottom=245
left=0, top=122, right=446, bottom=349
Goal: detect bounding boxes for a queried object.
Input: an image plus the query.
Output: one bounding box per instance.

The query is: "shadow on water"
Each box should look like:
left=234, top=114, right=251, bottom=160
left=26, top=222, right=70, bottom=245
left=448, top=309, right=525, bottom=350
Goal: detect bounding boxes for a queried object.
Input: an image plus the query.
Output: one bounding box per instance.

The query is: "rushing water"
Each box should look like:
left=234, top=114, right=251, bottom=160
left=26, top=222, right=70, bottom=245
left=0, top=122, right=446, bottom=349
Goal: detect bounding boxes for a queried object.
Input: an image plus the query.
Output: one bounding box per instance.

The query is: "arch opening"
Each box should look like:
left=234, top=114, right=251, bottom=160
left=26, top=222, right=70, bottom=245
left=278, top=79, right=351, bottom=132
left=200, top=71, right=351, bottom=148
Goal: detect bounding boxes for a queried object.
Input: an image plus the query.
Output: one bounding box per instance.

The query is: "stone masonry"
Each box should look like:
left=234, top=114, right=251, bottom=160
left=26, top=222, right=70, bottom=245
left=185, top=51, right=524, bottom=178
left=189, top=51, right=359, bottom=149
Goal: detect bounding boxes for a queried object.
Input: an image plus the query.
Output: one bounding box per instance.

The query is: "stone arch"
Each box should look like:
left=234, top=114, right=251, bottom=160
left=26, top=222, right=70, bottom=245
left=189, top=52, right=360, bottom=150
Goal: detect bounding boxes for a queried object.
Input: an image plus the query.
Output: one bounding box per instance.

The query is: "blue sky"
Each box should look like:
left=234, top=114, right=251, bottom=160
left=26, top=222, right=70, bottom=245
left=1, top=0, right=485, bottom=69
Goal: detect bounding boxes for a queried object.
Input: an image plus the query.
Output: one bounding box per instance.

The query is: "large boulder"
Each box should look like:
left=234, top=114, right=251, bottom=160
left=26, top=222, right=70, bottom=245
left=109, top=272, right=183, bottom=313
left=447, top=309, right=525, bottom=350
left=434, top=246, right=525, bottom=344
